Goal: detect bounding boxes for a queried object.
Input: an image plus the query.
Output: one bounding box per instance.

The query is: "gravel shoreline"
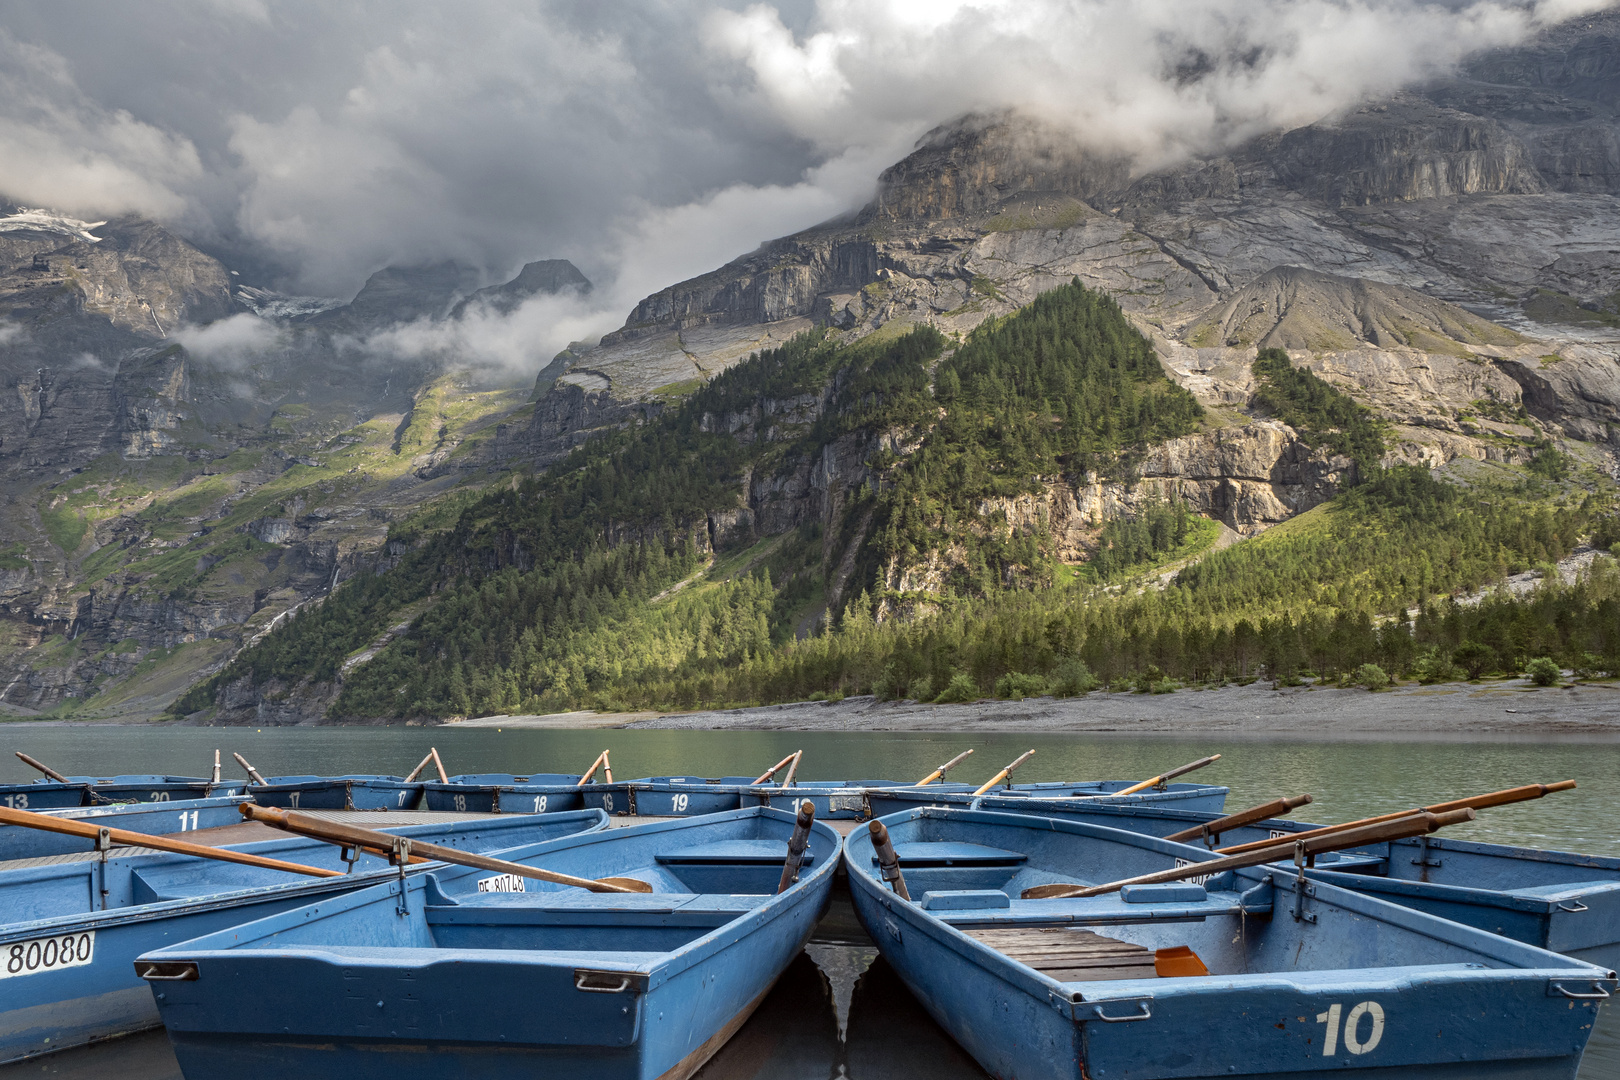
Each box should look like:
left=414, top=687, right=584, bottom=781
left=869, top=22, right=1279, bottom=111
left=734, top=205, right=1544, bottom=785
left=444, top=679, right=1620, bottom=739
left=12, top=679, right=1619, bottom=737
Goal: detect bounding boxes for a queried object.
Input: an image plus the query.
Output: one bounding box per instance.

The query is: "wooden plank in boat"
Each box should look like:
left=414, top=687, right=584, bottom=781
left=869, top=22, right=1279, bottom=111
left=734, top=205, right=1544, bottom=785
left=965, top=927, right=1157, bottom=981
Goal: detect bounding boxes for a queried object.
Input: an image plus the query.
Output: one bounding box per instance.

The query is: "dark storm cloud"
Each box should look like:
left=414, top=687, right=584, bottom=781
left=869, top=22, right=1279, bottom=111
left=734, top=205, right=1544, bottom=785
left=0, top=0, right=1611, bottom=373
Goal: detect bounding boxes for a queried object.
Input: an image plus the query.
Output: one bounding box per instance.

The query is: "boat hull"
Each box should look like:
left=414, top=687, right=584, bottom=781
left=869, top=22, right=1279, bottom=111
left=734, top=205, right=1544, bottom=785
left=864, top=781, right=1229, bottom=819
left=0, top=809, right=608, bottom=1064
left=248, top=776, right=424, bottom=811
left=0, top=782, right=92, bottom=810
left=0, top=797, right=249, bottom=861
left=422, top=778, right=586, bottom=814
left=67, top=776, right=248, bottom=802
left=143, top=808, right=840, bottom=1079
left=846, top=808, right=1614, bottom=1080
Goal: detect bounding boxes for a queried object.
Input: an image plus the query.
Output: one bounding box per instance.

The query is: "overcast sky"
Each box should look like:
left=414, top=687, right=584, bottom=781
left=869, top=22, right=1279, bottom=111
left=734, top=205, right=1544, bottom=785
left=0, top=0, right=1610, bottom=368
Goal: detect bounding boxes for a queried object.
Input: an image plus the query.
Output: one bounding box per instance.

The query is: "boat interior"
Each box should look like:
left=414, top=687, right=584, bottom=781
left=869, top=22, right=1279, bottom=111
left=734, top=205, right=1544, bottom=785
left=860, top=812, right=1605, bottom=986
left=164, top=810, right=835, bottom=963
left=0, top=812, right=603, bottom=925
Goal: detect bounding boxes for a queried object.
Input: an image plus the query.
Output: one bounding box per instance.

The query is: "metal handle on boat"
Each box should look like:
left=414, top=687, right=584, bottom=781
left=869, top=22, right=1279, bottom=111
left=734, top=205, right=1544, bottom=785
left=1556, top=901, right=1590, bottom=913
left=1091, top=1000, right=1153, bottom=1023
left=1549, top=982, right=1611, bottom=1000
left=574, top=970, right=633, bottom=993
left=136, top=961, right=199, bottom=982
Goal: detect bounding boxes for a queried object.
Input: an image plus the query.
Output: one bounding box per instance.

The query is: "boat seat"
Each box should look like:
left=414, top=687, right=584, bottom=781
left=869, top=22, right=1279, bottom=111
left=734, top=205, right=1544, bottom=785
left=965, top=928, right=1159, bottom=982
left=655, top=840, right=817, bottom=866
left=430, top=891, right=768, bottom=915
left=885, top=842, right=1028, bottom=867
left=131, top=868, right=262, bottom=904
left=1508, top=880, right=1619, bottom=899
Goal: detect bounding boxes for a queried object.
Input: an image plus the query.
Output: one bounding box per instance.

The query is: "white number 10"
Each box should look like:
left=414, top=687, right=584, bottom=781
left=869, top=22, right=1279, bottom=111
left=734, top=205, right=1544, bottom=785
left=1317, top=1001, right=1384, bottom=1056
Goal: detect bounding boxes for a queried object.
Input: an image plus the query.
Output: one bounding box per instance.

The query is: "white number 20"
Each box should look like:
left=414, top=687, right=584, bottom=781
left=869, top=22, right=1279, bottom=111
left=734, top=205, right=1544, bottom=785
left=1317, top=1001, right=1384, bottom=1056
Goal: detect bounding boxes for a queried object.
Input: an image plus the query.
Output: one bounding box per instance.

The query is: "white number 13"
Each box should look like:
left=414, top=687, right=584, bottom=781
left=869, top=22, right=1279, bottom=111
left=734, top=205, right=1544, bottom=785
left=1317, top=1001, right=1384, bottom=1056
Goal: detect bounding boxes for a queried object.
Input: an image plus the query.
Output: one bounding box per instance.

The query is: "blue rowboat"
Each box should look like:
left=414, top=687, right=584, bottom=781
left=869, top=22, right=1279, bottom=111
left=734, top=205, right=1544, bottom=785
left=248, top=775, right=424, bottom=811
left=64, top=775, right=248, bottom=802
left=583, top=775, right=762, bottom=816
left=0, top=781, right=91, bottom=811
left=743, top=780, right=922, bottom=819
left=863, top=780, right=1230, bottom=819
left=422, top=773, right=588, bottom=814
left=847, top=808, right=1617, bottom=1080
left=926, top=796, right=1620, bottom=970
left=139, top=806, right=842, bottom=1079
left=0, top=807, right=607, bottom=1063
left=0, top=797, right=250, bottom=862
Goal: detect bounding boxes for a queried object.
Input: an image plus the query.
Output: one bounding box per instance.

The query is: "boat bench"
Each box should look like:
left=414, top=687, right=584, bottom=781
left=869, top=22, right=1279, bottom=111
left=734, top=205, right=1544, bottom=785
left=423, top=891, right=767, bottom=952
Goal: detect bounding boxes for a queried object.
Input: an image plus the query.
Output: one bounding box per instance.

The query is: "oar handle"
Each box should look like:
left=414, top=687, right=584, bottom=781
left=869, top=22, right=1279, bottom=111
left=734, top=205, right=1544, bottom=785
left=751, top=752, right=800, bottom=785
left=780, top=750, right=803, bottom=788
left=1025, top=809, right=1476, bottom=900
left=916, top=749, right=974, bottom=785
left=1216, top=780, right=1577, bottom=856
left=575, top=750, right=610, bottom=787
left=1162, top=795, right=1313, bottom=844
left=0, top=805, right=341, bottom=878
left=15, top=752, right=70, bottom=784
left=430, top=747, right=448, bottom=784
left=971, top=750, right=1035, bottom=797
left=1425, top=780, right=1576, bottom=815
left=776, top=800, right=816, bottom=894
left=1114, top=754, right=1222, bottom=798
left=241, top=804, right=638, bottom=894
left=869, top=820, right=911, bottom=901
left=403, top=751, right=436, bottom=783
left=232, top=752, right=267, bottom=785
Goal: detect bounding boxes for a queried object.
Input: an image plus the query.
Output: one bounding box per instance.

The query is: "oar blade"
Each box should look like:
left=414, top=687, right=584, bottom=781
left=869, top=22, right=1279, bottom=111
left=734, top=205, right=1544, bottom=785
left=597, top=876, right=655, bottom=893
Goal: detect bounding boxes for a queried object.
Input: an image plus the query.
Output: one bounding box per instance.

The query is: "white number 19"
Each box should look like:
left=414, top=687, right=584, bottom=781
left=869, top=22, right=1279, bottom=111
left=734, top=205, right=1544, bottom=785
left=1317, top=1001, right=1384, bottom=1056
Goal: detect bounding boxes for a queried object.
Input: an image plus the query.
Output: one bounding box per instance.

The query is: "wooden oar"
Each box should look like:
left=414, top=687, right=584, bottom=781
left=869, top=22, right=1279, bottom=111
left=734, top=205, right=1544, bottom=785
left=16, top=751, right=70, bottom=783
left=971, top=750, right=1035, bottom=797
left=751, top=752, right=800, bottom=785
left=210, top=750, right=222, bottom=785
left=777, top=800, right=815, bottom=894
left=575, top=750, right=613, bottom=787
left=241, top=804, right=651, bottom=893
left=915, top=749, right=974, bottom=785
left=1112, top=754, right=1221, bottom=797
left=1023, top=808, right=1477, bottom=899
left=429, top=747, right=448, bottom=784
left=402, top=750, right=437, bottom=783
left=15, top=752, right=111, bottom=803
left=1214, top=781, right=1576, bottom=856
left=780, top=750, right=803, bottom=788
left=0, top=804, right=341, bottom=878
left=232, top=752, right=267, bottom=785
left=1162, top=795, right=1314, bottom=844
left=869, top=819, right=911, bottom=900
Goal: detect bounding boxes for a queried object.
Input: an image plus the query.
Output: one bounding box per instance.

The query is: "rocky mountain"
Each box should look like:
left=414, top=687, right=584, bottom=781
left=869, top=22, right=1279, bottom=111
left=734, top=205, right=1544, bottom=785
left=5, top=13, right=1620, bottom=722
left=520, top=12, right=1618, bottom=473
left=0, top=222, right=589, bottom=718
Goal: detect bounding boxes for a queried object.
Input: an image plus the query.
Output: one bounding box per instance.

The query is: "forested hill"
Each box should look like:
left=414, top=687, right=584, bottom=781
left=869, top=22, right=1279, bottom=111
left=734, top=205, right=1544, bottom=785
left=172, top=282, right=1616, bottom=722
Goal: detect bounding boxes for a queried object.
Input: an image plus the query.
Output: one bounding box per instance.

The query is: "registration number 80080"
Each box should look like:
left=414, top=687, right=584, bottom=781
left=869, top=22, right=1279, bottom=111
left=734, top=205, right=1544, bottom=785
left=1, top=931, right=95, bottom=979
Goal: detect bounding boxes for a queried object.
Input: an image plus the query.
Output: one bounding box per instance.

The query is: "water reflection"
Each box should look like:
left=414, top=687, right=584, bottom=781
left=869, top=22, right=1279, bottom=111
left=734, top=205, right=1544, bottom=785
left=695, top=890, right=987, bottom=1080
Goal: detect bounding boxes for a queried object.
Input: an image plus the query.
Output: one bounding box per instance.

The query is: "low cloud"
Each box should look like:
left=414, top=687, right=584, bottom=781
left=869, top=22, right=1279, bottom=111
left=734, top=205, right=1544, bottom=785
left=0, top=0, right=1611, bottom=364
left=173, top=312, right=282, bottom=369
